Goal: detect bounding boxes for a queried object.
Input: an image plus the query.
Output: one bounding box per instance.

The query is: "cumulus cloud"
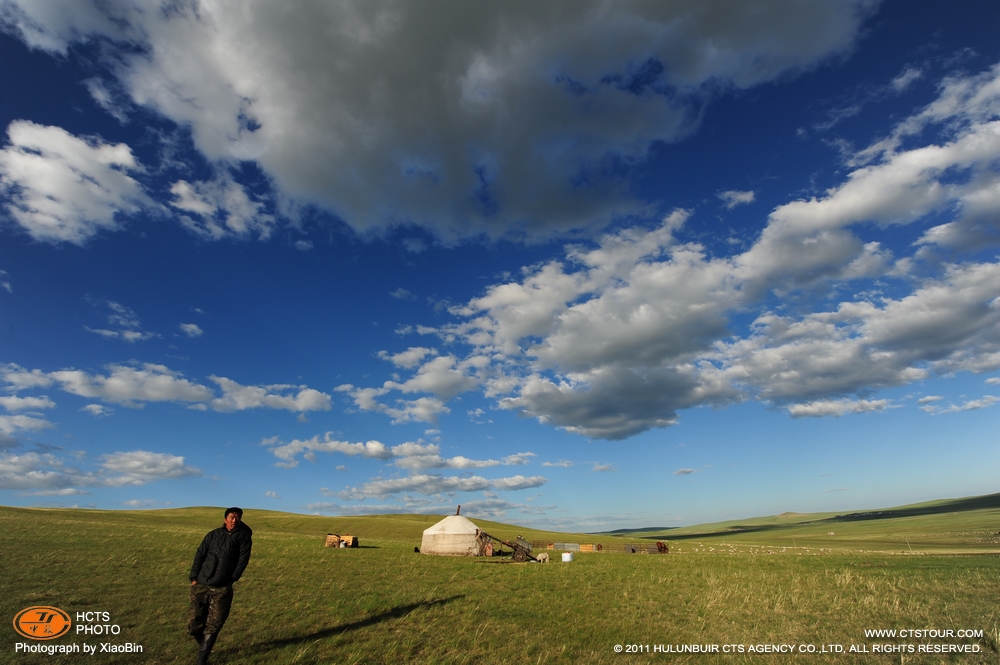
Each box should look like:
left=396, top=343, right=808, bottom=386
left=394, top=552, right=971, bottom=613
left=0, top=0, right=878, bottom=241
left=336, top=383, right=451, bottom=425
left=1, top=364, right=53, bottom=391
left=209, top=376, right=331, bottom=413
left=919, top=395, right=998, bottom=415
left=718, top=189, right=755, bottom=209
left=263, top=434, right=393, bottom=469
left=170, top=172, right=274, bottom=240
left=377, top=347, right=436, bottom=370
left=339, top=63, right=1000, bottom=440
left=51, top=363, right=215, bottom=406
left=0, top=414, right=54, bottom=436
left=0, top=395, right=55, bottom=412
left=6, top=362, right=332, bottom=413
left=263, top=433, right=536, bottom=473
left=0, top=121, right=152, bottom=244
left=0, top=448, right=199, bottom=490
left=785, top=398, right=892, bottom=418
left=305, top=497, right=539, bottom=517
left=100, top=450, right=200, bottom=486
left=341, top=473, right=546, bottom=499
left=179, top=323, right=203, bottom=338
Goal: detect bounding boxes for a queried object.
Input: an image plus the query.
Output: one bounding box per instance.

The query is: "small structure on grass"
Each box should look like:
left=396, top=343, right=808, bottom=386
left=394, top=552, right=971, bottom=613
left=420, top=507, right=486, bottom=556
left=325, top=533, right=359, bottom=548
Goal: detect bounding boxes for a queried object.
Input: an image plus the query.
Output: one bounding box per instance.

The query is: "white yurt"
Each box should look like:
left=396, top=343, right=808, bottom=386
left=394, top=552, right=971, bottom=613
left=420, top=510, right=484, bottom=556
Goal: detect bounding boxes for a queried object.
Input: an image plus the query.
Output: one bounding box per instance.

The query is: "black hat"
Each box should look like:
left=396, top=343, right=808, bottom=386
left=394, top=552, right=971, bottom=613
left=224, top=507, right=243, bottom=517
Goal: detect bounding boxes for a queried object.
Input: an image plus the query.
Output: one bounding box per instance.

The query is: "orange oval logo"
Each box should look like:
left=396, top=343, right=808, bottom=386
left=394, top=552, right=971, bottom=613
left=13, top=606, right=72, bottom=640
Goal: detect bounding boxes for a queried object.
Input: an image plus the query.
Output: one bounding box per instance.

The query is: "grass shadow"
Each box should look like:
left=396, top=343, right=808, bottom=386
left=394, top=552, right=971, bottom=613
left=822, top=493, right=1000, bottom=523
left=254, top=595, right=466, bottom=651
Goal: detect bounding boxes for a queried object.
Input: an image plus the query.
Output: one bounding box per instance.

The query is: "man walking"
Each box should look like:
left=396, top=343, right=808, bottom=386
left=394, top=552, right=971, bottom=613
left=188, top=507, right=253, bottom=664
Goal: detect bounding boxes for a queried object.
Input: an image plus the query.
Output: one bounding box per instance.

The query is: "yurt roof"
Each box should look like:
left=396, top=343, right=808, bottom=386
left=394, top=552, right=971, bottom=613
left=423, top=514, right=479, bottom=535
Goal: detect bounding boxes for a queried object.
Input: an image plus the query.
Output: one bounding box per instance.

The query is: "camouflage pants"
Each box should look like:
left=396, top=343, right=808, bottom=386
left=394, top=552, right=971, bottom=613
left=188, top=583, right=233, bottom=637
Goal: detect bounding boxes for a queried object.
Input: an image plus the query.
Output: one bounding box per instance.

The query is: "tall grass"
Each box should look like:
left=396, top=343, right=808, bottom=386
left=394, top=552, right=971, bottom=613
left=2, top=505, right=998, bottom=664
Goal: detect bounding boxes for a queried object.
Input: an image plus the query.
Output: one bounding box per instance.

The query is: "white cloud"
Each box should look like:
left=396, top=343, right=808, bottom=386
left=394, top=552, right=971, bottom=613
left=85, top=299, right=158, bottom=342
left=179, top=323, right=203, bottom=338
left=357, top=197, right=1000, bottom=436
left=916, top=395, right=942, bottom=404
left=501, top=452, right=535, bottom=466
left=51, top=363, right=215, bottom=406
left=100, top=450, right=200, bottom=486
left=986, top=378, right=1000, bottom=385
left=0, top=448, right=199, bottom=490
left=0, top=395, right=55, bottom=412
left=341, top=473, right=546, bottom=499
left=673, top=468, right=696, bottom=476
left=345, top=59, right=1000, bottom=437
left=0, top=121, right=152, bottom=244
left=336, top=384, right=450, bottom=425
left=86, top=327, right=158, bottom=342
left=542, top=460, right=573, bottom=467
left=377, top=347, right=436, bottom=370
left=0, top=452, right=88, bottom=490
left=170, top=172, right=274, bottom=240
left=263, top=434, right=393, bottom=469
left=10, top=362, right=332, bottom=414
left=81, top=404, right=112, bottom=417
left=263, top=433, right=535, bottom=473
left=265, top=490, right=281, bottom=499
left=0, top=414, right=55, bottom=435
left=1, top=364, right=53, bottom=391
left=209, top=376, right=331, bottom=413
left=920, top=395, right=999, bottom=415
left=592, top=463, right=615, bottom=473
left=718, top=189, right=755, bottom=209
left=890, top=66, right=923, bottom=92
left=0, top=0, right=878, bottom=241
left=122, top=499, right=157, bottom=507
left=785, top=398, right=891, bottom=418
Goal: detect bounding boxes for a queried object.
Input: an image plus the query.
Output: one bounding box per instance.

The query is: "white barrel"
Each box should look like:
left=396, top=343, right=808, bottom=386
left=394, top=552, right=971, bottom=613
left=561, top=552, right=574, bottom=562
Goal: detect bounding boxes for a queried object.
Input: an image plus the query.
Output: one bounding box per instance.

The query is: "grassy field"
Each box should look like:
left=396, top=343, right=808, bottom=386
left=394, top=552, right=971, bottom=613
left=2, top=495, right=999, bottom=664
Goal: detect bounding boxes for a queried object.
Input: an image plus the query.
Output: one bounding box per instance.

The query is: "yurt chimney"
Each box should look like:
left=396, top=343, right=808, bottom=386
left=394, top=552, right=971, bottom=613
left=456, top=505, right=461, bottom=515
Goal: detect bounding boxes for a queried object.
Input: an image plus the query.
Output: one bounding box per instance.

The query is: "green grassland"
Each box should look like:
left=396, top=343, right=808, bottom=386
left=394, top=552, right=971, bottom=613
left=1, top=495, right=999, bottom=664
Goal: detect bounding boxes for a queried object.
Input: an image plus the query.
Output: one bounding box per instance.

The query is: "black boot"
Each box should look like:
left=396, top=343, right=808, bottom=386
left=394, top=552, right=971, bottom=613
left=197, top=632, right=217, bottom=665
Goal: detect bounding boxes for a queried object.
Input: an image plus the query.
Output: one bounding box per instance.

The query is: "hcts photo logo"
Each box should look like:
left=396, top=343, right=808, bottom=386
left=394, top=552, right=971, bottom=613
left=12, top=606, right=72, bottom=640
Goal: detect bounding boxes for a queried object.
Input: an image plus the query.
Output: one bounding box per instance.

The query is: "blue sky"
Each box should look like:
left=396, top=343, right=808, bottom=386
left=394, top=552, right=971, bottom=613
left=1, top=0, right=998, bottom=530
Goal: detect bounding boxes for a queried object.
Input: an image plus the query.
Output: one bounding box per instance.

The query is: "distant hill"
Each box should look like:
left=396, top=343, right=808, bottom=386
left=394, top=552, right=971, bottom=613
left=589, top=526, right=678, bottom=535
left=611, top=491, right=1000, bottom=552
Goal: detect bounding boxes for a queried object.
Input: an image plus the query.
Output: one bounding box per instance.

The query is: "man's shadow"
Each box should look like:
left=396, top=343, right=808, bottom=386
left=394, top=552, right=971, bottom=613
left=255, top=595, right=465, bottom=651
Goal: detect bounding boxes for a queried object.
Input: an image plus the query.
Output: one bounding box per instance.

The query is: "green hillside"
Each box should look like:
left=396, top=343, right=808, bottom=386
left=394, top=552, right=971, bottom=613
left=627, top=492, right=1000, bottom=554
left=2, top=498, right=999, bottom=663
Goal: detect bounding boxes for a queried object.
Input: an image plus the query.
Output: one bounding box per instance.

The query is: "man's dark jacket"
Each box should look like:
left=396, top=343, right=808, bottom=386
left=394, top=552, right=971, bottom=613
left=189, top=522, right=253, bottom=587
